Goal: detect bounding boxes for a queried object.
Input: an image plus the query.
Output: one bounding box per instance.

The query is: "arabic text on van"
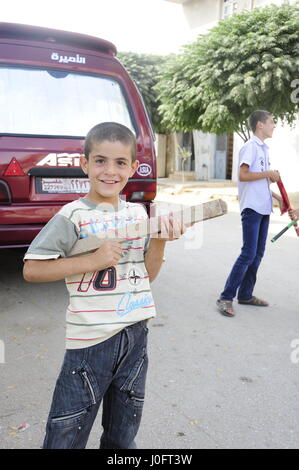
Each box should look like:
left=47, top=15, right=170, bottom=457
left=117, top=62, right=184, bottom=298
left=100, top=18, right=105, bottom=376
left=51, top=52, right=86, bottom=64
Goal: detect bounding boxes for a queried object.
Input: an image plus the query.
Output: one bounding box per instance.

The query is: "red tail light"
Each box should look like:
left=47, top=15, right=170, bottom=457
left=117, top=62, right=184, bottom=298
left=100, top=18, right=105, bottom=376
left=123, top=181, right=156, bottom=202
left=4, top=158, right=25, bottom=176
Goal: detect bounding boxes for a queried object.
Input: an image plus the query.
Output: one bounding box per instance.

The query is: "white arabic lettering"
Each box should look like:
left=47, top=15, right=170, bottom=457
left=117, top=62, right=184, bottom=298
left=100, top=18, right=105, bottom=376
left=51, top=52, right=86, bottom=64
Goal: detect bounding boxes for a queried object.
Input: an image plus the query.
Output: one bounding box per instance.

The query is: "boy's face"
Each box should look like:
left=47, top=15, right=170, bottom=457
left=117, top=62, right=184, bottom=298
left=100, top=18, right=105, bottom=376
left=80, top=140, right=139, bottom=205
left=258, top=116, right=276, bottom=139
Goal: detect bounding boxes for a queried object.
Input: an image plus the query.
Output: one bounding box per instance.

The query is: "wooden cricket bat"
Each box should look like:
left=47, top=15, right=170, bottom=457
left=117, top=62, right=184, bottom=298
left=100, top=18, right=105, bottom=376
left=68, top=199, right=227, bottom=257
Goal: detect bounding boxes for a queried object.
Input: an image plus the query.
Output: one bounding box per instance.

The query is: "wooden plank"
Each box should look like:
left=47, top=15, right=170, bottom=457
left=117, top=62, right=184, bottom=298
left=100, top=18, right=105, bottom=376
left=68, top=199, right=227, bottom=257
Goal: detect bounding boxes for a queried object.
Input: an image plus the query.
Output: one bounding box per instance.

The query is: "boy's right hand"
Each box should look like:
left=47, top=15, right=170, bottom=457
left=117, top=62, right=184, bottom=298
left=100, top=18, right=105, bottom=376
left=268, top=170, right=280, bottom=182
left=89, top=241, right=122, bottom=271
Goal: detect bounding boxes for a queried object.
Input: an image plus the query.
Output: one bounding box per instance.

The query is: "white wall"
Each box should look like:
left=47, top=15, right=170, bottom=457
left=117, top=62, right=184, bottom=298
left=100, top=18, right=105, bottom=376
left=183, top=0, right=222, bottom=29
left=193, top=130, right=216, bottom=180
left=269, top=119, right=299, bottom=193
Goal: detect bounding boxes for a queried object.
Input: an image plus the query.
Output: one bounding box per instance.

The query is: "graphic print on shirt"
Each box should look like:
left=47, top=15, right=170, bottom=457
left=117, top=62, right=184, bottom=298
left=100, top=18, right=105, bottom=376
left=76, top=266, right=146, bottom=293
left=77, top=271, right=95, bottom=292
left=128, top=266, right=143, bottom=287
left=78, top=214, right=145, bottom=240
left=257, top=150, right=269, bottom=173
left=116, top=291, right=154, bottom=317
left=77, top=267, right=117, bottom=292
left=93, top=267, right=117, bottom=291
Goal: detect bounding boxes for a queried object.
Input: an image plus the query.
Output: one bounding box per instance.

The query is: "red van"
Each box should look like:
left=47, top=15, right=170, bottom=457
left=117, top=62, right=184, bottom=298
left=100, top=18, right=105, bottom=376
left=0, top=22, right=156, bottom=248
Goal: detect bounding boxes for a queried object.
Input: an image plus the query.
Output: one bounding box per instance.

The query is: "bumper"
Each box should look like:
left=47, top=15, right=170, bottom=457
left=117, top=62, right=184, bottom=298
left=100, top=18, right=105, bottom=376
left=0, top=224, right=46, bottom=248
left=0, top=200, right=154, bottom=248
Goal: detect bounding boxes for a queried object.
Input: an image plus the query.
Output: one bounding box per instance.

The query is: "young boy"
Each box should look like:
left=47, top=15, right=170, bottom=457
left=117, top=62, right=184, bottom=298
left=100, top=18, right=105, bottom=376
left=23, top=122, right=184, bottom=449
left=216, top=110, right=283, bottom=317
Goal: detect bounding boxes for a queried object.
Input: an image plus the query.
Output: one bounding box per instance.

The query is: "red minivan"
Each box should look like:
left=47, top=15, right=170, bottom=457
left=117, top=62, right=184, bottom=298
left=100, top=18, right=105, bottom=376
left=0, top=22, right=156, bottom=248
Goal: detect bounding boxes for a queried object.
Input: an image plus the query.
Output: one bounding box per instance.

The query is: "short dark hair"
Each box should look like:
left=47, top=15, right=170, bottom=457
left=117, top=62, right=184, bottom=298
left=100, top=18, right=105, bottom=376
left=84, top=122, right=137, bottom=161
left=248, top=110, right=272, bottom=133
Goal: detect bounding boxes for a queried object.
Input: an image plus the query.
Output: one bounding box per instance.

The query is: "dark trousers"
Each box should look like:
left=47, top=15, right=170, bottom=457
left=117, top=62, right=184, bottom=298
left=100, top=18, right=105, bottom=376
left=220, top=208, right=270, bottom=301
left=43, top=321, right=149, bottom=449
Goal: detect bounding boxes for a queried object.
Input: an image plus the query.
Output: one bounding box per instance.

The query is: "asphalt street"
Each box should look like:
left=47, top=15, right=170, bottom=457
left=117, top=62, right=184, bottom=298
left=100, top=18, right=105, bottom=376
left=0, top=196, right=298, bottom=449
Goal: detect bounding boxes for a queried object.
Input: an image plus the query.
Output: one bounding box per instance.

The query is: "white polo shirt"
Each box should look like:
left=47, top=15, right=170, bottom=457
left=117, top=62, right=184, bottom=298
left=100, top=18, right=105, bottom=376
left=238, top=135, right=272, bottom=215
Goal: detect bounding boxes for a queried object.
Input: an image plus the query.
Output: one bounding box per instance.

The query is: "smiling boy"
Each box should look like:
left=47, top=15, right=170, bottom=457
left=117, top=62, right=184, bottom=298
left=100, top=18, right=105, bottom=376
left=23, top=122, right=184, bottom=449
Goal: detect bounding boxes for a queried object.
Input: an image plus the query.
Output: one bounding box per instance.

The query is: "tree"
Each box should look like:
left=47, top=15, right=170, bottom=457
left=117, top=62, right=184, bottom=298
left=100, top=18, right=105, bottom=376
left=117, top=52, right=170, bottom=134
left=156, top=3, right=299, bottom=141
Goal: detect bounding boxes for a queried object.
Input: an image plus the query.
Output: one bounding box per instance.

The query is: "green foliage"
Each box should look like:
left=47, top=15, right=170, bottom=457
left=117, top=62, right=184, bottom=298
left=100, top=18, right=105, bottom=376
left=117, top=52, right=170, bottom=134
left=156, top=2, right=299, bottom=140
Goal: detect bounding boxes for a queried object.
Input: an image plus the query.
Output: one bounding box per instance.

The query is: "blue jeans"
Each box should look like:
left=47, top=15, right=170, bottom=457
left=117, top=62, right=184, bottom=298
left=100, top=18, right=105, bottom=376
left=43, top=320, right=149, bottom=449
left=220, top=208, right=270, bottom=302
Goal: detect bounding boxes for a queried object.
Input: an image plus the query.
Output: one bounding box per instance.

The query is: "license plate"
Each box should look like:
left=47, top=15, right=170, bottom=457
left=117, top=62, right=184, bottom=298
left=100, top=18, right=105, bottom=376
left=40, top=178, right=90, bottom=194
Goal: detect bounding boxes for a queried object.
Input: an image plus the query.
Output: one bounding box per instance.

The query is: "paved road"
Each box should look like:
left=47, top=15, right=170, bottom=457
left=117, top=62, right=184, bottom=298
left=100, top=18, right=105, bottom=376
left=0, top=200, right=298, bottom=449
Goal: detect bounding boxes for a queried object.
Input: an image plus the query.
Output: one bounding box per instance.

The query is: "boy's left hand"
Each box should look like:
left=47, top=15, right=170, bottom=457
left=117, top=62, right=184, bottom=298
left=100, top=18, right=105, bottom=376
left=288, top=208, right=299, bottom=220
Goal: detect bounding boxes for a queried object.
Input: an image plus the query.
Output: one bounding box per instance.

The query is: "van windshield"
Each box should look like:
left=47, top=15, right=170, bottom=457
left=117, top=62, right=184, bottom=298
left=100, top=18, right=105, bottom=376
left=0, top=67, right=135, bottom=137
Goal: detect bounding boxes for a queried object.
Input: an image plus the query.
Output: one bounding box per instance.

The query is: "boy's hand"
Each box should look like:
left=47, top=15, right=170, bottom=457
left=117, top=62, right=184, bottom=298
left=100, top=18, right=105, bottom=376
left=90, top=241, right=122, bottom=270
left=288, top=208, right=299, bottom=220
left=268, top=170, right=280, bottom=183
left=157, top=215, right=186, bottom=241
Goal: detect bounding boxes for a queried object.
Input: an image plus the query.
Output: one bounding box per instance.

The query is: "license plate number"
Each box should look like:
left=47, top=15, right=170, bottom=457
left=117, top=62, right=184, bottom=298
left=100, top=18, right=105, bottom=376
left=40, top=178, right=90, bottom=194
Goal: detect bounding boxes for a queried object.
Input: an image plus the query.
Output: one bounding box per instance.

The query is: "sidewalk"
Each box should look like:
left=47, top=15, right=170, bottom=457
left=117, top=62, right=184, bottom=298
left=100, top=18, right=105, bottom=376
left=156, top=178, right=284, bottom=213
left=157, top=178, right=238, bottom=203
left=158, top=177, right=299, bottom=207
left=156, top=177, right=297, bottom=240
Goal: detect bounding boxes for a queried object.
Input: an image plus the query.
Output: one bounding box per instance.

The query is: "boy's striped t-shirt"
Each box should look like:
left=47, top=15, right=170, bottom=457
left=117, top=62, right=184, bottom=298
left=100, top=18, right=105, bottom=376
left=24, top=198, right=156, bottom=349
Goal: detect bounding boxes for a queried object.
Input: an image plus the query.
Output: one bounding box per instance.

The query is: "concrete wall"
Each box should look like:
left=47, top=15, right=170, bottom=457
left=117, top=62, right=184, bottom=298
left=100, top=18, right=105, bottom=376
left=193, top=130, right=216, bottom=180
left=156, top=134, right=167, bottom=178
left=166, top=133, right=178, bottom=177
left=156, top=133, right=179, bottom=178
left=182, top=0, right=222, bottom=31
